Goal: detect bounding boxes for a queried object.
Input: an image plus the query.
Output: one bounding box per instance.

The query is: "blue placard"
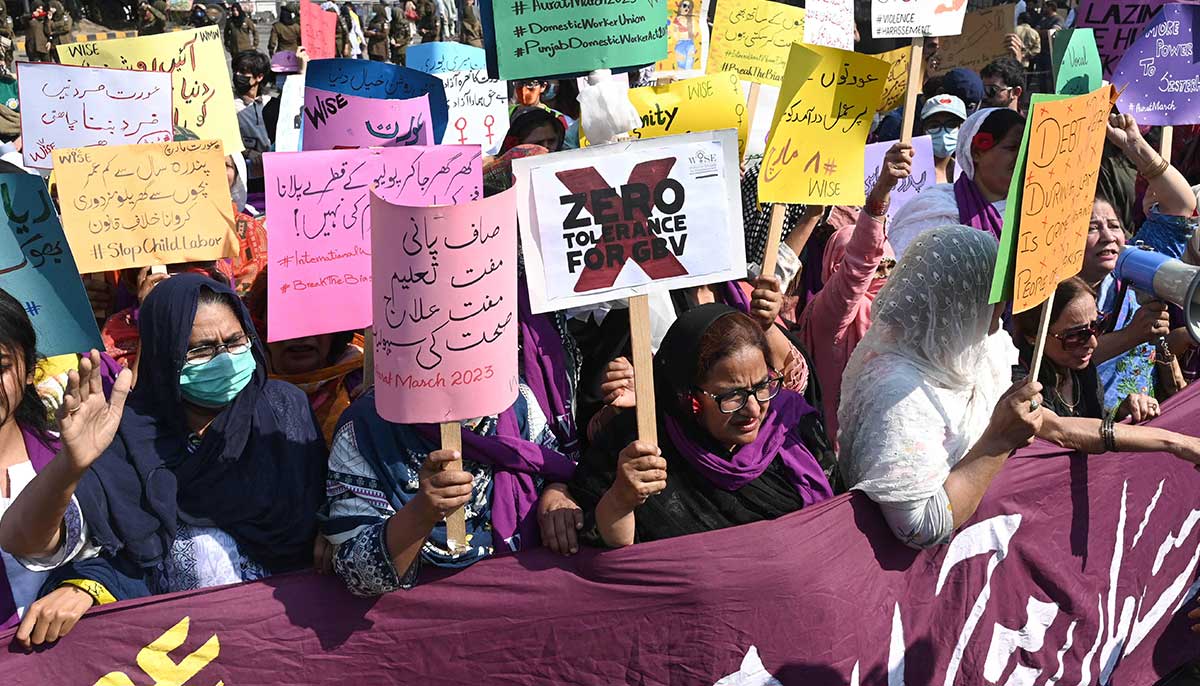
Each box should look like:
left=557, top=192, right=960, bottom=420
left=304, top=59, right=450, bottom=143
left=406, top=42, right=487, bottom=74
left=0, top=174, right=101, bottom=357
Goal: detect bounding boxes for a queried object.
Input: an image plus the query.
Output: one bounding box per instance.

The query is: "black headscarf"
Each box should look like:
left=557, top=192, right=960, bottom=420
left=75, top=274, right=327, bottom=575
left=652, top=303, right=740, bottom=426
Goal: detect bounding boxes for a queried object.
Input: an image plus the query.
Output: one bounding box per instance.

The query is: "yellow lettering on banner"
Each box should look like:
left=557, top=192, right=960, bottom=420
left=1011, top=86, right=1114, bottom=313
left=93, top=616, right=224, bottom=686
left=875, top=46, right=911, bottom=113
left=626, top=72, right=749, bottom=155
left=758, top=44, right=889, bottom=205
left=52, top=140, right=238, bottom=273
left=706, top=0, right=805, bottom=87
left=58, top=27, right=243, bottom=155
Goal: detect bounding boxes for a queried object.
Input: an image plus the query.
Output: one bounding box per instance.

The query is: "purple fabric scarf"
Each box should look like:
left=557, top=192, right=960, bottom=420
left=720, top=281, right=752, bottom=313
left=517, top=279, right=579, bottom=458
left=1, top=428, right=60, bottom=631
left=663, top=390, right=832, bottom=504
left=954, top=173, right=1005, bottom=243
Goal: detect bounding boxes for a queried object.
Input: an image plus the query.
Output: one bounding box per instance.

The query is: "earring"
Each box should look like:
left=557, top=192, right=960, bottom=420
left=690, top=396, right=702, bottom=415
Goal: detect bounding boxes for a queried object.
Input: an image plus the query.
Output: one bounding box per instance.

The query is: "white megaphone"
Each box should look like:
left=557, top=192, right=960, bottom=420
left=1114, top=245, right=1200, bottom=344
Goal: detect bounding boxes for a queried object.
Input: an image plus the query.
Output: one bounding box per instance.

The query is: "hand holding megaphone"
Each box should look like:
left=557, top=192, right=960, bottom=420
left=1115, top=245, right=1200, bottom=345
left=1126, top=299, right=1171, bottom=344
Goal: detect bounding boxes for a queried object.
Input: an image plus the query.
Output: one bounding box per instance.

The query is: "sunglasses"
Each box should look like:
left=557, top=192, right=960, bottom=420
left=1050, top=319, right=1101, bottom=350
left=984, top=84, right=1012, bottom=98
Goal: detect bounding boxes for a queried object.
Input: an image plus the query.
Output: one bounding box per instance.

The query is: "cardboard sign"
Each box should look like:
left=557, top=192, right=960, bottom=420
left=406, top=42, right=487, bottom=74
left=875, top=46, right=911, bottom=112
left=0, top=174, right=101, bottom=356
left=656, top=0, right=712, bottom=78
left=862, top=136, right=936, bottom=222
left=625, top=72, right=748, bottom=155
left=707, top=0, right=805, bottom=86
left=1005, top=87, right=1114, bottom=313
left=514, top=130, right=744, bottom=313
left=1076, top=0, right=1176, bottom=75
left=1053, top=28, right=1104, bottom=96
left=53, top=140, right=238, bottom=272
left=1110, top=4, right=1200, bottom=125
left=871, top=0, right=968, bottom=39
left=758, top=44, right=888, bottom=205
left=370, top=188, right=519, bottom=424
left=935, top=4, right=1016, bottom=74
left=262, top=146, right=482, bottom=341
left=489, top=0, right=668, bottom=80
left=804, top=0, right=854, bottom=49
left=434, top=70, right=509, bottom=150
left=57, top=26, right=243, bottom=154
left=300, top=0, right=337, bottom=59
left=300, top=88, right=433, bottom=150
left=305, top=59, right=450, bottom=143
left=16, top=63, right=173, bottom=170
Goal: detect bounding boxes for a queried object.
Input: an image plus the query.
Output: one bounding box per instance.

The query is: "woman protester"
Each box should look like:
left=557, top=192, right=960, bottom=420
left=799, top=142, right=909, bottom=442
left=500, top=107, right=567, bottom=154
left=0, top=275, right=328, bottom=601
left=570, top=304, right=833, bottom=547
left=888, top=108, right=1026, bottom=259
left=322, top=381, right=579, bottom=596
left=0, top=291, right=130, bottom=648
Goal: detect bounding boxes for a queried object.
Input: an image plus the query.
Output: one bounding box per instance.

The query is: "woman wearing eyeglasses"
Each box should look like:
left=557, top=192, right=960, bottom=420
left=1, top=274, right=328, bottom=603
left=569, top=304, right=834, bottom=548
left=1011, top=277, right=1200, bottom=461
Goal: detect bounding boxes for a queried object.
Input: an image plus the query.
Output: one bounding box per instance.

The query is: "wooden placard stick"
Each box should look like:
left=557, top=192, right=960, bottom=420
left=440, top=421, right=468, bottom=552
left=1161, top=125, right=1174, bottom=160
left=1028, top=290, right=1056, bottom=384
left=899, top=36, right=925, bottom=145
left=744, top=82, right=762, bottom=164
left=628, top=294, right=658, bottom=446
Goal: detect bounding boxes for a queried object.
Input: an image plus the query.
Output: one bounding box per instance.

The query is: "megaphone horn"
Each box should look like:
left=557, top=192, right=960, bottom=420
left=1114, top=245, right=1200, bottom=344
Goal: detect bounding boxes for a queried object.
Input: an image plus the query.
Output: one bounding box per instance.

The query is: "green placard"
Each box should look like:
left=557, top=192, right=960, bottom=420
left=989, top=93, right=1070, bottom=304
left=491, top=0, right=668, bottom=79
left=1052, top=29, right=1102, bottom=96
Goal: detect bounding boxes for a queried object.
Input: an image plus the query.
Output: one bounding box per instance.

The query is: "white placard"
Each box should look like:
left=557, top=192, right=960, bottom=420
left=871, top=0, right=967, bottom=39
left=436, top=69, right=509, bottom=152
left=17, top=62, right=173, bottom=169
left=805, top=0, right=855, bottom=49
left=515, top=130, right=745, bottom=314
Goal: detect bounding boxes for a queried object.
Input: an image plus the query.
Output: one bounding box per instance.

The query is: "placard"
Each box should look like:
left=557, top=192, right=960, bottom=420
left=300, top=0, right=337, bottom=60
left=274, top=74, right=305, bottom=152
left=875, top=46, right=911, bottom=112
left=52, top=140, right=238, bottom=272
left=871, top=0, right=968, bottom=39
left=935, top=4, right=1016, bottom=74
left=0, top=174, right=101, bottom=356
left=1077, top=0, right=1175, bottom=75
left=656, top=0, right=711, bottom=78
left=514, top=130, right=744, bottom=313
left=371, top=188, right=518, bottom=424
left=434, top=70, right=509, bottom=150
left=707, top=0, right=805, bottom=86
left=301, top=88, right=433, bottom=150
left=625, top=72, right=748, bottom=155
left=16, top=63, right=173, bottom=170
left=804, top=0, right=854, bottom=49
left=57, top=26, right=242, bottom=154
left=305, top=59, right=450, bottom=143
left=1010, top=87, right=1114, bottom=313
left=758, top=44, right=888, bottom=205
left=490, top=0, right=668, bottom=80
left=1110, top=4, right=1200, bottom=125
left=263, top=146, right=482, bottom=341
left=406, top=41, right=487, bottom=74
left=1053, top=28, right=1104, bottom=96
left=862, top=135, right=936, bottom=222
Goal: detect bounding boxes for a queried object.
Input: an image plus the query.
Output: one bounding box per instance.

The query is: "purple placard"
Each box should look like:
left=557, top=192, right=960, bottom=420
left=1110, top=3, right=1200, bottom=125
left=863, top=135, right=937, bottom=222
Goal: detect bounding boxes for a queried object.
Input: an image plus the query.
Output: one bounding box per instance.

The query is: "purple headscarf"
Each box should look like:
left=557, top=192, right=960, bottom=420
left=517, top=278, right=579, bottom=459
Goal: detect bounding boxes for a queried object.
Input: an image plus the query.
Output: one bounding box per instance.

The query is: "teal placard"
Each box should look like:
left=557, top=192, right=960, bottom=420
left=1052, top=29, right=1102, bottom=96
left=491, top=0, right=668, bottom=79
left=989, top=93, right=1070, bottom=304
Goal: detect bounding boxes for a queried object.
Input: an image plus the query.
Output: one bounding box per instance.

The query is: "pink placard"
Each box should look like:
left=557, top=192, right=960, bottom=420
left=300, top=0, right=337, bottom=60
left=301, top=87, right=433, bottom=151
left=371, top=188, right=519, bottom=424
left=263, top=145, right=483, bottom=342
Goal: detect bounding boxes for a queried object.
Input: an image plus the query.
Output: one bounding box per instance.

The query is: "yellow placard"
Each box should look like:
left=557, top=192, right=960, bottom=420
left=707, top=0, right=805, bottom=86
left=626, top=73, right=749, bottom=155
left=53, top=140, right=239, bottom=272
left=875, top=46, right=911, bottom=113
left=58, top=26, right=243, bottom=155
left=758, top=44, right=888, bottom=205
left=935, top=5, right=1016, bottom=75
left=1011, top=86, right=1113, bottom=313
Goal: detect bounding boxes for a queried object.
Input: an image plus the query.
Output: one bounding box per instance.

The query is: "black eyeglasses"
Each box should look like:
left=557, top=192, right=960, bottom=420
left=696, top=373, right=783, bottom=414
left=184, top=336, right=252, bottom=366
left=1051, top=320, right=1101, bottom=350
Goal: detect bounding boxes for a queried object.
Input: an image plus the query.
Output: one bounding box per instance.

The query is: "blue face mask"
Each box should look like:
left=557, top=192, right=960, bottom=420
left=927, top=125, right=959, bottom=159
left=178, top=349, right=256, bottom=408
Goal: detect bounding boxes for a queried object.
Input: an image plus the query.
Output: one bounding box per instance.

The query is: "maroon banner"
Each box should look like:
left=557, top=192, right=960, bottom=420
left=6, top=386, right=1200, bottom=685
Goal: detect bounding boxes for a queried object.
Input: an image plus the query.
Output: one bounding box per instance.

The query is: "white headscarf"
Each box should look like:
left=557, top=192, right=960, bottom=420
left=955, top=107, right=1001, bottom=181
left=837, top=225, right=1017, bottom=502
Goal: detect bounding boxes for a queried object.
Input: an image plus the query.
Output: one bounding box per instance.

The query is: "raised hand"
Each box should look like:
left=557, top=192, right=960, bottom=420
left=57, top=350, right=132, bottom=472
